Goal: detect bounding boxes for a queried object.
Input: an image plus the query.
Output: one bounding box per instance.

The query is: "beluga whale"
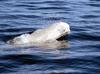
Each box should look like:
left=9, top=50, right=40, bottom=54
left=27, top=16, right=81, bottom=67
left=7, top=22, right=70, bottom=48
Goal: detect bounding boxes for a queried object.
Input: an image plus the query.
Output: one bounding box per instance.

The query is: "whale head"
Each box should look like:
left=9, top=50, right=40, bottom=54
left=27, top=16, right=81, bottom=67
left=55, top=22, right=70, bottom=35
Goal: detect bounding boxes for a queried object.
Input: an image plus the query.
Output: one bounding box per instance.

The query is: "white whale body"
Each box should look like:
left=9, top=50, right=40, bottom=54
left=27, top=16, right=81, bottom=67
left=7, top=22, right=70, bottom=45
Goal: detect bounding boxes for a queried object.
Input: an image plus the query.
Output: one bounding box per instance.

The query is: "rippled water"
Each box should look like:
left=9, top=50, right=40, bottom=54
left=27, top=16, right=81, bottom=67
left=0, top=0, right=100, bottom=74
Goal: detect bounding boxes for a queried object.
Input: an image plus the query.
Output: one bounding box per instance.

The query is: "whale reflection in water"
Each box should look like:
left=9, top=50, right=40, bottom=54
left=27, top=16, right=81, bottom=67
left=7, top=22, right=70, bottom=49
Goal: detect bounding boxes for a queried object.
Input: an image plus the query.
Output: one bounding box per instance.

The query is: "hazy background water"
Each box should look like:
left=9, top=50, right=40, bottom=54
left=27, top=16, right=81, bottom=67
left=0, top=0, right=100, bottom=74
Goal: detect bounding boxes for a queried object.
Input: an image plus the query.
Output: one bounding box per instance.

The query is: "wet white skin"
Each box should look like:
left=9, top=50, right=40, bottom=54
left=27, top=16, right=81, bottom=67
left=7, top=22, right=70, bottom=46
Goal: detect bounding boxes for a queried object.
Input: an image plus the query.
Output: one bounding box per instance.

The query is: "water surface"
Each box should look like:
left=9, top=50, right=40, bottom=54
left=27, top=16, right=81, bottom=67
left=0, top=0, right=100, bottom=74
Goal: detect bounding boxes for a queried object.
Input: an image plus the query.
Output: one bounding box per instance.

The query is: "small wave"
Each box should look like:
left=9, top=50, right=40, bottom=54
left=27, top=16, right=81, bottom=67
left=71, top=32, right=100, bottom=41
left=80, top=14, right=100, bottom=19
left=87, top=3, right=100, bottom=7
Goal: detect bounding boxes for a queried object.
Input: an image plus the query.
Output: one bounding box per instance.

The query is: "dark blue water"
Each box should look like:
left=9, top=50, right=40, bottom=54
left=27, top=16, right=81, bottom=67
left=0, top=0, right=100, bottom=74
